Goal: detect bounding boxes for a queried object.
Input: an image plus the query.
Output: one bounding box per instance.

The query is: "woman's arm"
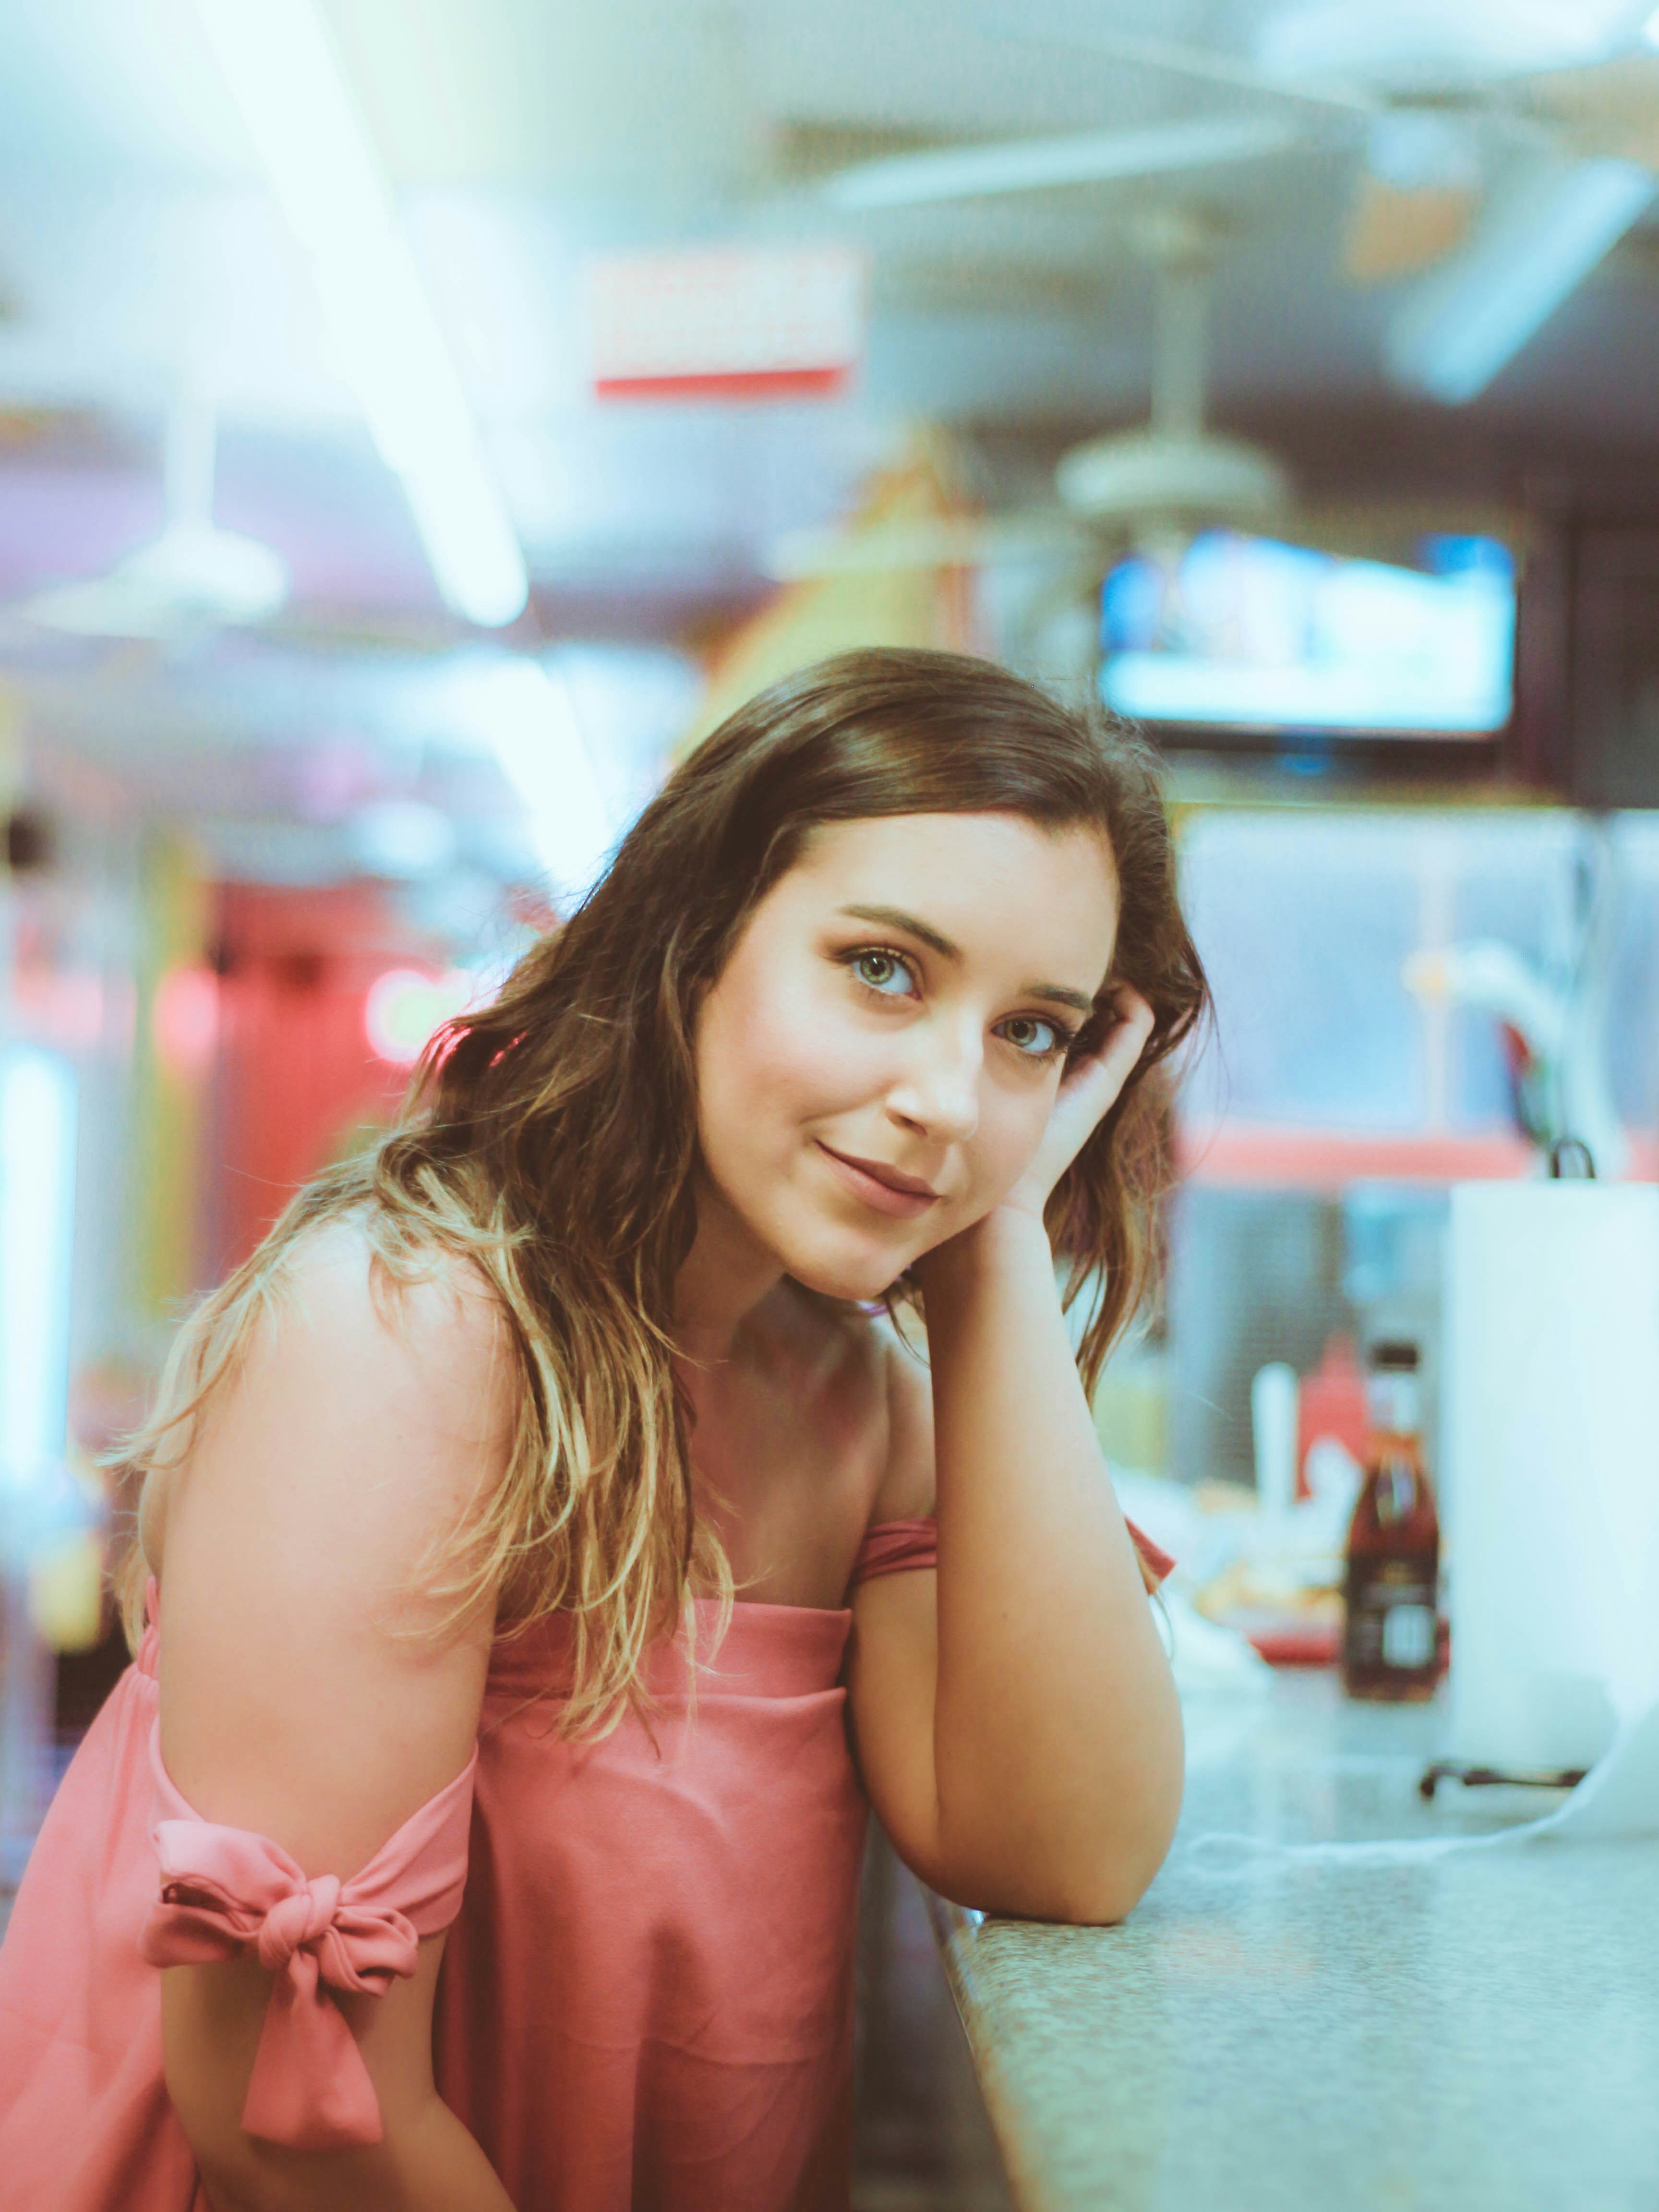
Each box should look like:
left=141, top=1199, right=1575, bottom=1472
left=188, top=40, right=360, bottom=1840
left=163, top=1939, right=510, bottom=2212
left=153, top=1227, right=516, bottom=2212
left=846, top=997, right=1184, bottom=1925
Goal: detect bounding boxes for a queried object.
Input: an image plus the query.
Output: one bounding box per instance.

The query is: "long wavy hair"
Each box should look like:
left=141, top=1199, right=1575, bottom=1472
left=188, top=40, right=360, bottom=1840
left=116, top=648, right=1209, bottom=1731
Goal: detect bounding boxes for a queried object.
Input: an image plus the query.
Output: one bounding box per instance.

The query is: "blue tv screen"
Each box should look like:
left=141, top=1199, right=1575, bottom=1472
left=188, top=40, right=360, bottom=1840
left=1099, top=530, right=1516, bottom=739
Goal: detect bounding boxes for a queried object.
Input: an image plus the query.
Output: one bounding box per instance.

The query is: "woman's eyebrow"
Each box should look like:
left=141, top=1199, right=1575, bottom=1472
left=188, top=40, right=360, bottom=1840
left=836, top=903, right=1098, bottom=1017
left=1025, top=981, right=1097, bottom=1017
left=837, top=902, right=959, bottom=959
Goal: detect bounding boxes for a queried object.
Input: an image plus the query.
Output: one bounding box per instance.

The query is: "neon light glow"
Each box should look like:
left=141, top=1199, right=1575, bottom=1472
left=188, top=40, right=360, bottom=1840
left=152, top=966, right=220, bottom=1078
left=364, top=968, right=475, bottom=1067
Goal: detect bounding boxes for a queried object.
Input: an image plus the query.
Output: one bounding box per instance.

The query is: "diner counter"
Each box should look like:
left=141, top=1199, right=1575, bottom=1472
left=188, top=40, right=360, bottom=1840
left=929, top=1669, right=1659, bottom=2212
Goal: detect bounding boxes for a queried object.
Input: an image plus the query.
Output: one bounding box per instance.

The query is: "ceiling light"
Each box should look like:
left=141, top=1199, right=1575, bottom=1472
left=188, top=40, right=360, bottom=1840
left=24, top=521, right=289, bottom=638
left=194, top=0, right=528, bottom=627
left=1261, top=0, right=1640, bottom=83
left=1386, top=156, right=1655, bottom=404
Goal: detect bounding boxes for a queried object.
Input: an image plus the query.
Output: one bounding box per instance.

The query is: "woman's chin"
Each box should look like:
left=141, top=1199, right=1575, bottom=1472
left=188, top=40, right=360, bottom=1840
left=786, top=1260, right=898, bottom=1305
left=781, top=1232, right=924, bottom=1307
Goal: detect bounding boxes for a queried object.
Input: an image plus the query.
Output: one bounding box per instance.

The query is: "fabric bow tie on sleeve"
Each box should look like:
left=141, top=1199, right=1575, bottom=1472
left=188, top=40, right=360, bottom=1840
left=140, top=1724, right=477, bottom=2151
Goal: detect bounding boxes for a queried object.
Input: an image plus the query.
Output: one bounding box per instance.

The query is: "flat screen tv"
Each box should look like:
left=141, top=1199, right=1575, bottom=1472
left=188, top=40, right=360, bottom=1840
left=1099, top=530, right=1516, bottom=743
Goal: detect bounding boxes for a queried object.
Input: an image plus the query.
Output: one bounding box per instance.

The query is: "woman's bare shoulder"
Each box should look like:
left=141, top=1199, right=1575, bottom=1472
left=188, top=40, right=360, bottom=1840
left=153, top=1218, right=517, bottom=1603
left=294, top=1214, right=512, bottom=1372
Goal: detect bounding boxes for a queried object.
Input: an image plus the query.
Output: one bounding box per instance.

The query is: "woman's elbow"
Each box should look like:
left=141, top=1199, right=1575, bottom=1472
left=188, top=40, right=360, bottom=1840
left=932, top=1830, right=1178, bottom=1927
left=938, top=1760, right=1186, bottom=1925
left=1077, top=1754, right=1187, bottom=1923
left=1046, top=1827, right=1177, bottom=1927
left=957, top=1851, right=1169, bottom=1928
left=1072, top=1699, right=1188, bottom=1920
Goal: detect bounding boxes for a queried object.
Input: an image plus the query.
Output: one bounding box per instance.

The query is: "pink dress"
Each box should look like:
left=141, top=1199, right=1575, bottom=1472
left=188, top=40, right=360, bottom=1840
left=0, top=1515, right=1172, bottom=2211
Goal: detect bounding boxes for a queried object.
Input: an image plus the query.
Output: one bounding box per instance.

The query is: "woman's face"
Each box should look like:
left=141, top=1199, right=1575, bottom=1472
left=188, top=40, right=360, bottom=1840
left=693, top=811, right=1121, bottom=1302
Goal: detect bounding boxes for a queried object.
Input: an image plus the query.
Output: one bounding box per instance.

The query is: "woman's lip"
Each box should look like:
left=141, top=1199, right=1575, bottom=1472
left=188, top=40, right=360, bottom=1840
left=816, top=1143, right=941, bottom=1218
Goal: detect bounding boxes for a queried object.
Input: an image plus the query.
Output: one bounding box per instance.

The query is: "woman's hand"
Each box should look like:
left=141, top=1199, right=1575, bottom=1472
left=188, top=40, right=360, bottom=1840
left=999, top=983, right=1155, bottom=1225
left=911, top=985, right=1154, bottom=1294
left=860, top=968, right=1184, bottom=1925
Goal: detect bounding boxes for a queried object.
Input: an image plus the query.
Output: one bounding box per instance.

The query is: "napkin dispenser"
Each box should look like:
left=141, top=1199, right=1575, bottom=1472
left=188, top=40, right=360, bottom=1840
left=1443, top=1181, right=1659, bottom=1775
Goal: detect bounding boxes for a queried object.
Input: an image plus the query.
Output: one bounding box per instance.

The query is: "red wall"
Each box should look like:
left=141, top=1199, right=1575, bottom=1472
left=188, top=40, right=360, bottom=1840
left=206, top=882, right=438, bottom=1275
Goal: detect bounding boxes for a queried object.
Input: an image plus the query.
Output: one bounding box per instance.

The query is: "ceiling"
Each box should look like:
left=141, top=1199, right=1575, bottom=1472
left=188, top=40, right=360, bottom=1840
left=0, top=0, right=1657, bottom=863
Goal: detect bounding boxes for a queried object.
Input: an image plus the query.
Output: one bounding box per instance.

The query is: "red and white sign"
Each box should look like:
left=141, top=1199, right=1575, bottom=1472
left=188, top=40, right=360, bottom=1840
left=585, top=243, right=866, bottom=402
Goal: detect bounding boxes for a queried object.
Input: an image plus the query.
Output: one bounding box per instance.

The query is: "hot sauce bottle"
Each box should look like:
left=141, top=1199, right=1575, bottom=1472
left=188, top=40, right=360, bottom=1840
left=1342, top=1341, right=1441, bottom=1702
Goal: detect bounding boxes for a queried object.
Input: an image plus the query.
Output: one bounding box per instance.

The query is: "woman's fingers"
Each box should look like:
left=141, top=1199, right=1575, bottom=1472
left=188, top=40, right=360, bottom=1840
left=1067, top=986, right=1155, bottom=1107
left=1036, top=987, right=1155, bottom=1167
left=998, top=986, right=1159, bottom=1218
left=1099, top=986, right=1156, bottom=1077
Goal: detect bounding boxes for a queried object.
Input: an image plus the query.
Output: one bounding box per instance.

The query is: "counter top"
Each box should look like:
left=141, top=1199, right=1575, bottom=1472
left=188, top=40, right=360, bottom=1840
left=931, top=1671, right=1659, bottom=2212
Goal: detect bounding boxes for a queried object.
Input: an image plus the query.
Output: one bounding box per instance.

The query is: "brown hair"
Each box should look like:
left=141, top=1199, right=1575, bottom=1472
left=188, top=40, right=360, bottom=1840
left=117, top=648, right=1208, bottom=1728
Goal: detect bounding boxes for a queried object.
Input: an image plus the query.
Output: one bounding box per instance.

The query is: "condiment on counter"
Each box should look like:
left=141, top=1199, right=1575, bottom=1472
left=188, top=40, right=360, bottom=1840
left=1342, top=1339, right=1441, bottom=1702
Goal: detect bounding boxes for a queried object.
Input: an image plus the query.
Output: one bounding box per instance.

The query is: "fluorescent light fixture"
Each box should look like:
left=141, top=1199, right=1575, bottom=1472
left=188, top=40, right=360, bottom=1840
left=1261, top=0, right=1641, bottom=80
left=826, top=115, right=1298, bottom=211
left=456, top=656, right=621, bottom=905
left=194, top=0, right=529, bottom=627
left=1387, top=156, right=1656, bottom=404
left=0, top=1048, right=77, bottom=1491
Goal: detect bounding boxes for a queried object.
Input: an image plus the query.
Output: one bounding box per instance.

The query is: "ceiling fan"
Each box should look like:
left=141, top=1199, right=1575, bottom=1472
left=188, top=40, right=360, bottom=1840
left=766, top=193, right=1525, bottom=649
left=769, top=199, right=1526, bottom=576
left=823, top=0, right=1659, bottom=402
left=768, top=1, right=1640, bottom=603
left=17, top=387, right=289, bottom=641
left=766, top=203, right=1294, bottom=584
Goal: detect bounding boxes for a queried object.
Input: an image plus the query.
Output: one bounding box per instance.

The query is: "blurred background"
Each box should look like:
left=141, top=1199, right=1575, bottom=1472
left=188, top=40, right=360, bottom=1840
left=0, top=1, right=1657, bottom=2202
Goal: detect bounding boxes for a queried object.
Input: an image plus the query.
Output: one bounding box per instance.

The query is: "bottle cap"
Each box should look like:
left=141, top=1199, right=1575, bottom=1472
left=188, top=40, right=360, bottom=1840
left=1369, top=1340, right=1419, bottom=1372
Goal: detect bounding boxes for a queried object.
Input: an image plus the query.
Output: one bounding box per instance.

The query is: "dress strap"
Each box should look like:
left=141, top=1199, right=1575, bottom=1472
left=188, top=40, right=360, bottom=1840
left=1125, top=1517, right=1176, bottom=1590
left=851, top=1517, right=938, bottom=1585
left=850, top=1515, right=1175, bottom=1593
left=139, top=1723, right=476, bottom=2151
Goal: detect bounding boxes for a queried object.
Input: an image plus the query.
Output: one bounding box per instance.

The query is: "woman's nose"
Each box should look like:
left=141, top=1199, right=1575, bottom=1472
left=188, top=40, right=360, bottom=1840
left=887, top=1024, right=981, bottom=1143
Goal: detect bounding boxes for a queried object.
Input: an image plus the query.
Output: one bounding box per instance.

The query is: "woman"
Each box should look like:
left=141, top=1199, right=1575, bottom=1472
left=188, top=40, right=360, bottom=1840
left=0, top=647, right=1207, bottom=2212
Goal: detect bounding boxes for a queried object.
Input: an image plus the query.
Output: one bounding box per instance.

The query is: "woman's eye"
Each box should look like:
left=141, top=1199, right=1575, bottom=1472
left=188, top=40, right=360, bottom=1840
left=999, top=1015, right=1067, bottom=1058
left=849, top=949, right=915, bottom=997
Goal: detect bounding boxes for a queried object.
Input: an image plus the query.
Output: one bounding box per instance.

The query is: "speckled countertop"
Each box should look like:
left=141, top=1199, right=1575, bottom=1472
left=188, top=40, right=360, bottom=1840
left=930, top=1671, right=1659, bottom=2212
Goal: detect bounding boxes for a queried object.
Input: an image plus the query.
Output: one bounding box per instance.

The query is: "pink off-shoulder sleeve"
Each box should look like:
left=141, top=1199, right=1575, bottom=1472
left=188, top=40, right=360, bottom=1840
left=139, top=1719, right=477, bottom=2151
left=851, top=1515, right=1175, bottom=1593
